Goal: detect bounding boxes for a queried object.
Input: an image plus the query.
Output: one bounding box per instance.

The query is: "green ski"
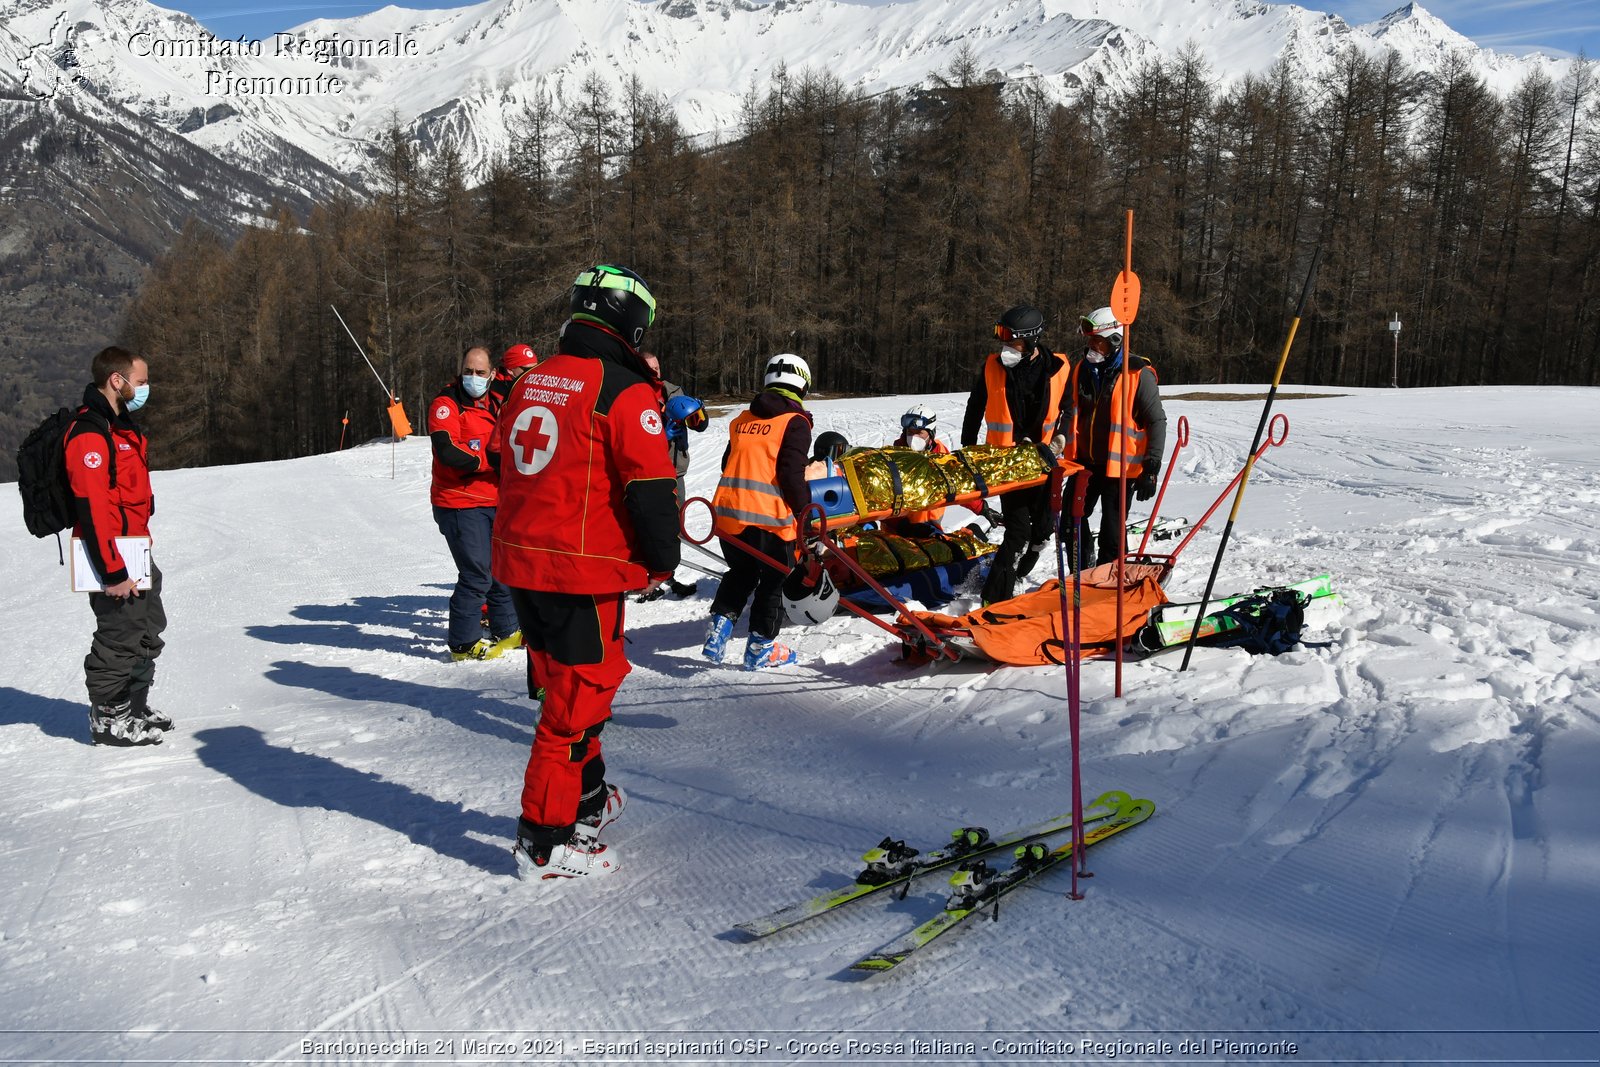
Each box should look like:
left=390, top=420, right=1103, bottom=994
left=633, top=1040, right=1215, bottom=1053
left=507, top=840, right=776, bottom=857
left=732, top=790, right=1131, bottom=939
left=850, top=796, right=1155, bottom=973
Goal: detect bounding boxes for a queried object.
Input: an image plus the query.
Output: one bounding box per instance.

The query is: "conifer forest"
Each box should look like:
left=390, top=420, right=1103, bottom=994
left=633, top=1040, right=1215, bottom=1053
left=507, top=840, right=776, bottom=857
left=120, top=49, right=1600, bottom=468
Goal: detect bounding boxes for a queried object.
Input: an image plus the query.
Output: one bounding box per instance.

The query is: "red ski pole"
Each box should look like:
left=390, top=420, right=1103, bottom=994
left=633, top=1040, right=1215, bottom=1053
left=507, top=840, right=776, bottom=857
left=1067, top=469, right=1091, bottom=895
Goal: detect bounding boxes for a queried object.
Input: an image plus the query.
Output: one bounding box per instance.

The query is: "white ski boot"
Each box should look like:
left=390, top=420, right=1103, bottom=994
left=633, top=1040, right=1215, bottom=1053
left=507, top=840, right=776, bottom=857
left=513, top=833, right=620, bottom=880
left=572, top=784, right=626, bottom=844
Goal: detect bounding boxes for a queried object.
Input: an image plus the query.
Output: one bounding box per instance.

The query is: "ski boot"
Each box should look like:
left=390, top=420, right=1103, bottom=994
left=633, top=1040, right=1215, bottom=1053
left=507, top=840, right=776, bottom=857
left=479, top=631, right=523, bottom=661
left=743, top=635, right=797, bottom=671
left=130, top=688, right=173, bottom=732
left=572, top=784, right=627, bottom=844
left=89, top=700, right=163, bottom=747
left=450, top=638, right=492, bottom=662
left=513, top=832, right=620, bottom=880
left=701, top=614, right=735, bottom=662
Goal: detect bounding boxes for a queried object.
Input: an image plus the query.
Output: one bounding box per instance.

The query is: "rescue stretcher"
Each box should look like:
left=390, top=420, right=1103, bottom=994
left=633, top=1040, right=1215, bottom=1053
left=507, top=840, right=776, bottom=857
left=681, top=416, right=1292, bottom=667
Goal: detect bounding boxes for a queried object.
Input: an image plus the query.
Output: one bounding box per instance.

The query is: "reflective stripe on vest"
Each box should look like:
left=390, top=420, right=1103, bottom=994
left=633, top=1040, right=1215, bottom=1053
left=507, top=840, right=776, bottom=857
left=713, top=410, right=800, bottom=540
left=1070, top=363, right=1152, bottom=478
left=982, top=353, right=1070, bottom=447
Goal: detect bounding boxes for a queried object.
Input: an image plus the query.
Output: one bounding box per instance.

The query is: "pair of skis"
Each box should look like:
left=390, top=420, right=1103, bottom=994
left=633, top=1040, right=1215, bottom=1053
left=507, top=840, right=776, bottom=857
left=1137, top=573, right=1338, bottom=650
left=732, top=789, right=1155, bottom=973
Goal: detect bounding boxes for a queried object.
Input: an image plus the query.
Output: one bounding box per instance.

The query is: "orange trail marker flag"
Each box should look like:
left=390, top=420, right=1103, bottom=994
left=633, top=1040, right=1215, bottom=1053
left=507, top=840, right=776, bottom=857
left=386, top=398, right=412, bottom=440
left=1111, top=270, right=1141, bottom=326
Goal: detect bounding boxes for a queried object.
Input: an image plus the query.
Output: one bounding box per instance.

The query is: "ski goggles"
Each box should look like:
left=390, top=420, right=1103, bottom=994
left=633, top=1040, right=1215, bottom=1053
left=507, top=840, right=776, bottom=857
left=994, top=323, right=1042, bottom=344
left=900, top=412, right=935, bottom=432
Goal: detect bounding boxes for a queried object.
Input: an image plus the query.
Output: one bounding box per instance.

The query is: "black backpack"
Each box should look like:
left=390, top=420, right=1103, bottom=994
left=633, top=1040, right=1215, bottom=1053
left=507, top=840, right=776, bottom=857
left=1214, top=589, right=1310, bottom=655
left=16, top=407, right=114, bottom=539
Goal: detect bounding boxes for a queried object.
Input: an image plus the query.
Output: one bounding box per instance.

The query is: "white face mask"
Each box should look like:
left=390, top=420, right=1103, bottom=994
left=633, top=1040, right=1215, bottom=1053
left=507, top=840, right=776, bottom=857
left=999, top=345, right=1024, bottom=368
left=906, top=435, right=928, bottom=452
left=1084, top=348, right=1108, bottom=364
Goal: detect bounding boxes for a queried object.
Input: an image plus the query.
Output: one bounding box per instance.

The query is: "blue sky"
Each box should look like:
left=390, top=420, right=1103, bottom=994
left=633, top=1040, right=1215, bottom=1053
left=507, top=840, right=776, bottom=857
left=178, top=0, right=1598, bottom=59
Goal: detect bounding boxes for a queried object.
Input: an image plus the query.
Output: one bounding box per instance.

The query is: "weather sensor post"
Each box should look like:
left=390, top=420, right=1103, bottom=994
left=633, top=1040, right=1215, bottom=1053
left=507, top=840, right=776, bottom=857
left=1388, top=313, right=1402, bottom=388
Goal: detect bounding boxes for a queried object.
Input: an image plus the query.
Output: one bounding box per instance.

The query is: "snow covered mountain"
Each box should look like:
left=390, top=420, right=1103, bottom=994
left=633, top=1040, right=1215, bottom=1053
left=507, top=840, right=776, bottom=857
left=1, top=0, right=1586, bottom=187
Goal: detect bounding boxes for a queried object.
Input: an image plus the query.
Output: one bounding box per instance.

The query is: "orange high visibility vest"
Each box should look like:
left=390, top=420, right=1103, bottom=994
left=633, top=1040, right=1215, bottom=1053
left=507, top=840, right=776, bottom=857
left=1067, top=361, right=1155, bottom=478
left=713, top=410, right=802, bottom=541
left=982, top=353, right=1070, bottom=446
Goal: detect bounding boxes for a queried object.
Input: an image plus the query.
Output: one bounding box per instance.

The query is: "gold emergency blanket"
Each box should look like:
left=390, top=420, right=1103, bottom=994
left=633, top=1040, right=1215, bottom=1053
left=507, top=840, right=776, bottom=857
left=839, top=444, right=1059, bottom=522
left=833, top=527, right=995, bottom=583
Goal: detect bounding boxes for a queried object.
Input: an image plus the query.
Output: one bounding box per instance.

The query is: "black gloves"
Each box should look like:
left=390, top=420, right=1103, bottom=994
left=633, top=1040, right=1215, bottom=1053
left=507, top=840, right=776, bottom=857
left=1134, top=470, right=1159, bottom=501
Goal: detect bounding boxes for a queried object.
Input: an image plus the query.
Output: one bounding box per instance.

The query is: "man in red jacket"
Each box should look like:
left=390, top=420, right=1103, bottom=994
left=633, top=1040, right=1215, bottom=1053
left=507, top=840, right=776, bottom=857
left=429, top=345, right=520, bottom=661
left=489, top=342, right=538, bottom=417
left=494, top=265, right=680, bottom=880
left=66, top=346, right=169, bottom=746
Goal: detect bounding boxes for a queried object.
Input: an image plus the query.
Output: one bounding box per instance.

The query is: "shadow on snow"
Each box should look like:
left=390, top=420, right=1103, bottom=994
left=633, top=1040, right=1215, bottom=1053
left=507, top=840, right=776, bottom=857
left=193, top=724, right=515, bottom=874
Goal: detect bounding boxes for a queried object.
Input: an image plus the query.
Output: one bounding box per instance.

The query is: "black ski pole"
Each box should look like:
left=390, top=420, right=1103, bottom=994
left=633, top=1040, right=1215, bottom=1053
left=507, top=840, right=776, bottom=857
left=1179, top=248, right=1321, bottom=672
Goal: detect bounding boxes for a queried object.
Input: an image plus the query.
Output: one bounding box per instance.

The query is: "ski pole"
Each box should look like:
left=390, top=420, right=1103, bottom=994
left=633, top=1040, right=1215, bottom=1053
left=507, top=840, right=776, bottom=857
left=676, top=556, right=726, bottom=581
left=1179, top=249, right=1321, bottom=672
left=1136, top=415, right=1188, bottom=557
left=1067, top=469, right=1091, bottom=895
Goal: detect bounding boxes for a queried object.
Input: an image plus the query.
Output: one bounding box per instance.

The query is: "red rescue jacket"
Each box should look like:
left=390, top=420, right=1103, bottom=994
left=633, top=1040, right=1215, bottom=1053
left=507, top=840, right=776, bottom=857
left=65, top=386, right=152, bottom=586
left=427, top=381, right=499, bottom=509
left=491, top=323, right=680, bottom=594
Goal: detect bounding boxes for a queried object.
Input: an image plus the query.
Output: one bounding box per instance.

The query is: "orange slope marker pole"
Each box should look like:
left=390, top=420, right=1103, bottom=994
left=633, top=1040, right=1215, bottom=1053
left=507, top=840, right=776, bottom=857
left=1108, top=210, right=1142, bottom=700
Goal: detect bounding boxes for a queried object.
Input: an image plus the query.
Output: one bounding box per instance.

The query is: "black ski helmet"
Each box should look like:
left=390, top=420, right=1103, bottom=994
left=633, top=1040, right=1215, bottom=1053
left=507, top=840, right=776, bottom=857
left=570, top=264, right=657, bottom=348
left=995, top=305, right=1046, bottom=344
left=812, top=431, right=849, bottom=464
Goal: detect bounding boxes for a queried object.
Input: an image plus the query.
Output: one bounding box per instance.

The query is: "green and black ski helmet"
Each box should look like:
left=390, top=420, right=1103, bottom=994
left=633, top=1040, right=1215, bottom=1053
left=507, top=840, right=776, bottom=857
left=571, top=264, right=657, bottom=348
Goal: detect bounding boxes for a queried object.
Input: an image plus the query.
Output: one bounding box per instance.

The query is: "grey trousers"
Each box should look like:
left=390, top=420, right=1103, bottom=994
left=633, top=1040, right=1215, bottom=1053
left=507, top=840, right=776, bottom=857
left=85, top=560, right=167, bottom=707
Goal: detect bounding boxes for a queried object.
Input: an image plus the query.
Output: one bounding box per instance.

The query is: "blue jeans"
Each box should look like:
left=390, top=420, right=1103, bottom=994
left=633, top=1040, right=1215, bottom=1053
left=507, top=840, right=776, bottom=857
left=433, top=505, right=518, bottom=648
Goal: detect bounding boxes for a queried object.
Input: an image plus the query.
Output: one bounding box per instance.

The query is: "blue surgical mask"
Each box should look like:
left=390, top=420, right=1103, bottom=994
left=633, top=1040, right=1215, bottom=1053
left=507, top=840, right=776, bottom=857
left=126, top=384, right=150, bottom=411
left=461, top=374, right=490, bottom=399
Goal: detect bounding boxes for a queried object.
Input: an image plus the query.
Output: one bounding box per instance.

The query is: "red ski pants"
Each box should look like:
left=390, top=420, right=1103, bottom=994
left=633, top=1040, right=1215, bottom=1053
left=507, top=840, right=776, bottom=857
left=510, top=589, right=630, bottom=832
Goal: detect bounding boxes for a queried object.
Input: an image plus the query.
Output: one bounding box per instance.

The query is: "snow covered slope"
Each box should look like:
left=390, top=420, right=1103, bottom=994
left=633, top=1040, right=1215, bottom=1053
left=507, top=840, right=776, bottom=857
left=1, top=386, right=1596, bottom=1060
left=2, top=0, right=1586, bottom=184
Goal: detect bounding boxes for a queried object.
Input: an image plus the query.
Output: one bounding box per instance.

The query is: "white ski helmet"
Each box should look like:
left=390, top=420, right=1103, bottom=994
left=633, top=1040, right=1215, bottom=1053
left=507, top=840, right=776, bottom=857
left=901, top=404, right=937, bottom=434
left=764, top=353, right=812, bottom=396
left=1080, top=306, right=1124, bottom=346
left=782, top=562, right=839, bottom=626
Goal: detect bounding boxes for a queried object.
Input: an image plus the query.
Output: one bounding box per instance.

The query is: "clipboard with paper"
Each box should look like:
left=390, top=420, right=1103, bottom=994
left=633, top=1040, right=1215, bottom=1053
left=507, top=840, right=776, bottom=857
left=70, top=536, right=153, bottom=593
